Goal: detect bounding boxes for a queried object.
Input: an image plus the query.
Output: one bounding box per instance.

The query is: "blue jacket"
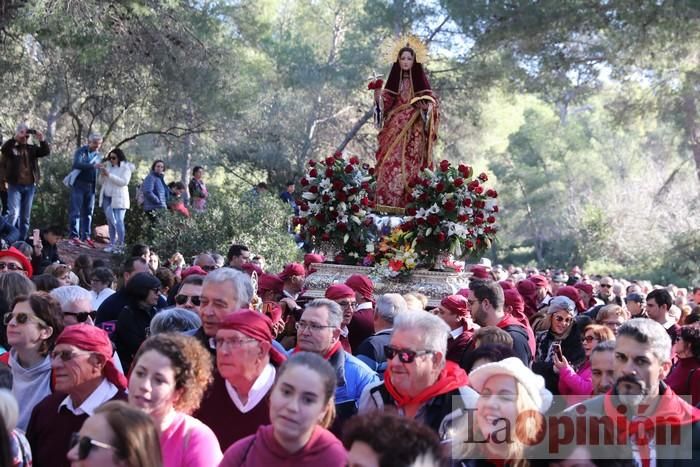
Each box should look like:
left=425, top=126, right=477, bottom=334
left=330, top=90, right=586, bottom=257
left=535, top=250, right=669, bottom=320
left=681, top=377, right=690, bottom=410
left=142, top=171, right=167, bottom=211
left=72, top=145, right=101, bottom=186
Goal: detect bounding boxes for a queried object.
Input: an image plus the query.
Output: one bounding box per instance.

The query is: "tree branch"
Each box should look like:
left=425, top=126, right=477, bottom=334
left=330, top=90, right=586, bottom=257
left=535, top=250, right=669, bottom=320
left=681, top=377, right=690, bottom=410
left=335, top=107, right=373, bottom=153
left=112, top=126, right=212, bottom=148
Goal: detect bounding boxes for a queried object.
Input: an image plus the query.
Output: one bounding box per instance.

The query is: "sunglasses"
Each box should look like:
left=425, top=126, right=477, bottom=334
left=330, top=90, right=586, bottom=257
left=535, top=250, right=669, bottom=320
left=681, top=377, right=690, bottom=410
left=69, top=433, right=115, bottom=460
left=0, top=262, right=24, bottom=271
left=384, top=345, right=434, bottom=364
left=599, top=284, right=612, bottom=288
left=3, top=311, right=46, bottom=326
left=553, top=315, right=572, bottom=324
left=63, top=311, right=96, bottom=323
left=174, top=294, right=201, bottom=306
left=581, top=335, right=598, bottom=343
left=51, top=349, right=91, bottom=361
left=201, top=265, right=217, bottom=272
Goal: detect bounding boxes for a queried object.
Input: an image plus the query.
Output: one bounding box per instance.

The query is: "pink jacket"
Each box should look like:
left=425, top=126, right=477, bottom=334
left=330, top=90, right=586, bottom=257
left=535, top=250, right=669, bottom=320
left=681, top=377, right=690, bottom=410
left=558, top=359, right=592, bottom=400
left=161, top=412, right=223, bottom=467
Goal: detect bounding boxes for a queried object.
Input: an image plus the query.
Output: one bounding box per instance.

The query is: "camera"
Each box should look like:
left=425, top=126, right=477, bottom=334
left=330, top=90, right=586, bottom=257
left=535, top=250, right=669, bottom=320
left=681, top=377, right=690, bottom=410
left=26, top=129, right=36, bottom=135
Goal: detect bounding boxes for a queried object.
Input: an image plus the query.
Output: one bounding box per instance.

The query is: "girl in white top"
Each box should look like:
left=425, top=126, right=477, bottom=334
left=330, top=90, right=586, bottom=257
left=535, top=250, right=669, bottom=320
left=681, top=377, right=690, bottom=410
left=98, top=148, right=133, bottom=254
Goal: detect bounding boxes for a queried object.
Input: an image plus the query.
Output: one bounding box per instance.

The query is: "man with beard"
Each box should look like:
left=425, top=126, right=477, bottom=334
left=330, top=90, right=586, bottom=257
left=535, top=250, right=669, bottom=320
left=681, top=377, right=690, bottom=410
left=590, top=340, right=616, bottom=395
left=565, top=319, right=700, bottom=466
left=469, top=281, right=533, bottom=366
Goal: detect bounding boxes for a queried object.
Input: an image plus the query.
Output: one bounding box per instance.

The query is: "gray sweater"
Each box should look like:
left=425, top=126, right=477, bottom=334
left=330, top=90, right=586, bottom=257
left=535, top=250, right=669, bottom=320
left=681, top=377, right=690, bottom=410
left=11, top=350, right=52, bottom=431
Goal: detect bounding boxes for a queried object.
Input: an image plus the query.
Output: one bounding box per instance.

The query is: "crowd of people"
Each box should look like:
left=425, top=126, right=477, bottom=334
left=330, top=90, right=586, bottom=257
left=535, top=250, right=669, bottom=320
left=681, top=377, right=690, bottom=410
left=0, top=237, right=696, bottom=466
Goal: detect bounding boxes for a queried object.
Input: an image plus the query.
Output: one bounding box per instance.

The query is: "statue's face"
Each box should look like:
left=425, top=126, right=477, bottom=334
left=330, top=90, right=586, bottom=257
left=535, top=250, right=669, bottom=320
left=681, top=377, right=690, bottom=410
left=399, top=50, right=414, bottom=71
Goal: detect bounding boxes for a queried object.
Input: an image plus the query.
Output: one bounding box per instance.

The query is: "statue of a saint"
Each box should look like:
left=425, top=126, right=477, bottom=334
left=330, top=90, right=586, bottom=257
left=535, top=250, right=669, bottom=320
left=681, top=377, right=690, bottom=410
left=373, top=36, right=439, bottom=213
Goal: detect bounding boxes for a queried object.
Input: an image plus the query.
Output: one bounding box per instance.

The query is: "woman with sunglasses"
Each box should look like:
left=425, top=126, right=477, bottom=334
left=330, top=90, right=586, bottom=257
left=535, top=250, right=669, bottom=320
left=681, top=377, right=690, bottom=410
left=128, top=333, right=221, bottom=467
left=6, top=292, right=64, bottom=430
left=553, top=324, right=614, bottom=402
left=99, top=148, right=133, bottom=254
left=220, top=352, right=346, bottom=467
left=68, top=400, right=162, bottom=467
left=532, top=296, right=585, bottom=398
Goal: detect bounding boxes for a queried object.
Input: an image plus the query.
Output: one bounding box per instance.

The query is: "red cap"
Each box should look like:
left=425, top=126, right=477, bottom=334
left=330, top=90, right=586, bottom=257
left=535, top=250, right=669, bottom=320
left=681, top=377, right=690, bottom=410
left=345, top=274, right=373, bottom=302
left=456, top=288, right=471, bottom=298
left=556, top=286, right=586, bottom=313
left=325, top=283, right=355, bottom=300
left=258, top=273, right=283, bottom=295
left=499, top=280, right=515, bottom=290
left=219, top=310, right=286, bottom=365
left=181, top=265, right=207, bottom=280
left=0, top=247, right=33, bottom=278
left=304, top=254, right=325, bottom=273
left=574, top=282, right=594, bottom=296
left=242, top=262, right=263, bottom=277
left=279, top=263, right=305, bottom=280
left=440, top=295, right=469, bottom=317
left=503, top=289, right=524, bottom=315
left=56, top=324, right=127, bottom=390
left=529, top=274, right=549, bottom=288
left=470, top=265, right=490, bottom=280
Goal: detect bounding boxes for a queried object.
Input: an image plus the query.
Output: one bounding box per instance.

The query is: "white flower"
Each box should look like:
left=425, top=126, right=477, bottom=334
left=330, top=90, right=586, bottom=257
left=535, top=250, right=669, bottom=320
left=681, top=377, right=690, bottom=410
left=428, top=203, right=440, bottom=214
left=366, top=243, right=375, bottom=253
left=319, top=178, right=331, bottom=190
left=302, top=192, right=318, bottom=200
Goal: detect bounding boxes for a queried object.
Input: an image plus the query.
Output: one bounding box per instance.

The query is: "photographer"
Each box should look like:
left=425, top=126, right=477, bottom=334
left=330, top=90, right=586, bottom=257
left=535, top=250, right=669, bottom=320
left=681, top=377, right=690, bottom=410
left=0, top=123, right=50, bottom=239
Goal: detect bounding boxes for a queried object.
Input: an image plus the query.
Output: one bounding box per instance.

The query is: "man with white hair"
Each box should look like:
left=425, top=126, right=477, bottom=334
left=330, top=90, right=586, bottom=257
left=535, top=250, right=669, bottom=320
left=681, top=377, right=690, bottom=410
left=569, top=318, right=700, bottom=465
left=67, top=133, right=103, bottom=247
left=194, top=267, right=254, bottom=357
left=359, top=311, right=476, bottom=437
left=356, top=293, right=407, bottom=373
left=295, top=298, right=379, bottom=429
left=0, top=123, right=51, bottom=239
left=50, top=285, right=96, bottom=325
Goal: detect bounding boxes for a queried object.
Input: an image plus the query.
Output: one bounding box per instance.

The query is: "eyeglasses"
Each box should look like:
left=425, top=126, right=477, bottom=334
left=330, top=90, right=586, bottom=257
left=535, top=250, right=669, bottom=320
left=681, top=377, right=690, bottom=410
left=553, top=315, right=572, bottom=324
left=337, top=301, right=356, bottom=309
left=599, top=284, right=612, bottom=288
left=384, top=345, right=435, bottom=364
left=3, top=311, right=46, bottom=326
left=69, top=433, right=115, bottom=461
left=581, top=335, right=598, bottom=343
left=201, top=265, right=217, bottom=272
left=211, top=337, right=257, bottom=349
left=174, top=294, right=201, bottom=306
left=63, top=311, right=96, bottom=323
left=295, top=321, right=335, bottom=332
left=51, top=349, right=92, bottom=361
left=0, top=262, right=24, bottom=271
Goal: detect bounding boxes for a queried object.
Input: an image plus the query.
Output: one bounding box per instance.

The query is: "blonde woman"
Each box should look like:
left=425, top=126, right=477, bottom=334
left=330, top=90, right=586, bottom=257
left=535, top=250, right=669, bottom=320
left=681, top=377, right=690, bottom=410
left=453, top=357, right=552, bottom=467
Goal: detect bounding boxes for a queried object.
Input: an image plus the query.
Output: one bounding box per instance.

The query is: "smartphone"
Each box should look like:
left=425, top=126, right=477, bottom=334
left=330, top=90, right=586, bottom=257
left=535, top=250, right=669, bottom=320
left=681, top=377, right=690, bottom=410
left=553, top=343, right=563, bottom=360
left=32, top=229, right=41, bottom=246
left=26, top=129, right=36, bottom=135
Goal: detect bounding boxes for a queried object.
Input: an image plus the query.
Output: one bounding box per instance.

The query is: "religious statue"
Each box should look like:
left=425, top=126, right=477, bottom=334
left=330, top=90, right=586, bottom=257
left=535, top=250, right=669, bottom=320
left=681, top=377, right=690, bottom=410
left=372, top=35, right=439, bottom=213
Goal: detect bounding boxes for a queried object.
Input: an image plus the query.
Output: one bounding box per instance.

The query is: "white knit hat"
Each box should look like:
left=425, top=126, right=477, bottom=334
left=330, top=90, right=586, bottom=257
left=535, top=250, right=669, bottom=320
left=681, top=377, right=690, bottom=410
left=469, top=357, right=553, bottom=412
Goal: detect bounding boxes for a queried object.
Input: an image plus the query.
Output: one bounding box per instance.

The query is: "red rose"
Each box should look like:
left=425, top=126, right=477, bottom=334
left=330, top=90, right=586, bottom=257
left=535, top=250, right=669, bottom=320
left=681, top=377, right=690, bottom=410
left=349, top=156, right=360, bottom=165
left=344, top=165, right=353, bottom=174
left=360, top=197, right=369, bottom=206
left=465, top=239, right=474, bottom=249
left=336, top=192, right=347, bottom=202
left=361, top=181, right=369, bottom=189
left=437, top=232, right=446, bottom=242
left=453, top=178, right=464, bottom=187
left=337, top=223, right=347, bottom=231
left=421, top=178, right=431, bottom=187
left=435, top=182, right=445, bottom=193
left=479, top=172, right=488, bottom=182
left=406, top=207, right=417, bottom=216
left=427, top=214, right=440, bottom=226
left=475, top=200, right=485, bottom=209
left=351, top=204, right=360, bottom=213
left=325, top=156, right=336, bottom=166
left=416, top=217, right=425, bottom=225
left=315, top=212, right=325, bottom=221
left=298, top=218, right=307, bottom=225
left=292, top=217, right=300, bottom=226
left=458, top=164, right=470, bottom=176
left=348, top=187, right=358, bottom=195
left=406, top=193, right=414, bottom=202
left=467, top=181, right=478, bottom=191
left=474, top=216, right=484, bottom=225
left=444, top=199, right=456, bottom=211
left=309, top=168, right=318, bottom=177
left=487, top=216, right=496, bottom=224
left=309, top=185, right=319, bottom=194
left=463, top=198, right=472, bottom=207
left=300, top=178, right=309, bottom=186
left=334, top=151, right=343, bottom=160
left=308, top=160, right=316, bottom=167
left=300, top=202, right=309, bottom=211
left=474, top=186, right=483, bottom=194
left=332, top=180, right=344, bottom=190
left=458, top=214, right=468, bottom=222
left=439, top=160, right=450, bottom=172
left=322, top=194, right=331, bottom=203
left=486, top=189, right=497, bottom=198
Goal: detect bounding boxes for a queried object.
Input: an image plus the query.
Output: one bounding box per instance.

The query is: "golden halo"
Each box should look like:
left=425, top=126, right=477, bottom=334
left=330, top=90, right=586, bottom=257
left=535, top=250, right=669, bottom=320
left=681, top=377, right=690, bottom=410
left=380, top=34, right=429, bottom=65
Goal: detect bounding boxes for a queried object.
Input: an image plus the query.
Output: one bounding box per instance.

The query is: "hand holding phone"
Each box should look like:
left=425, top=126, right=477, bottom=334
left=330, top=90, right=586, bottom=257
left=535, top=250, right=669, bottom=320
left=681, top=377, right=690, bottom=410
left=553, top=343, right=563, bottom=360
left=32, top=229, right=41, bottom=247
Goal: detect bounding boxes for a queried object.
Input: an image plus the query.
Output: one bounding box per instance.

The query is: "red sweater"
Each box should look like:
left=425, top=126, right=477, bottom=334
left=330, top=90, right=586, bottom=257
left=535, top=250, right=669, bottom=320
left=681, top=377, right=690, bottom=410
left=26, top=390, right=127, bottom=467
left=220, top=424, right=346, bottom=467
left=193, top=373, right=271, bottom=451
left=348, top=307, right=375, bottom=353
left=665, top=356, right=700, bottom=406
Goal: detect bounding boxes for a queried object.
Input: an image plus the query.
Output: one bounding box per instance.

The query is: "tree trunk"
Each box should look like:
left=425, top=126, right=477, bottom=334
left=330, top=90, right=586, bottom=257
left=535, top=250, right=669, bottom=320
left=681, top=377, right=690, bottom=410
left=680, top=80, right=700, bottom=183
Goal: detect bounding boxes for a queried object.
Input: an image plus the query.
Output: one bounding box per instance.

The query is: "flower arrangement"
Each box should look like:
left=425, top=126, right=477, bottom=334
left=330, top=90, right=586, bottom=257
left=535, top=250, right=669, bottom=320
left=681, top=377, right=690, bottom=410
left=400, top=160, right=499, bottom=267
left=293, top=152, right=376, bottom=264
left=372, top=227, right=419, bottom=277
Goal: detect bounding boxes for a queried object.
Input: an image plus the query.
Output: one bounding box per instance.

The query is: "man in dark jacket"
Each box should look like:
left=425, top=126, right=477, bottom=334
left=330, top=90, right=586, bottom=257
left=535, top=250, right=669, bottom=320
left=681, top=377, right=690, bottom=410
left=29, top=225, right=63, bottom=274
left=0, top=123, right=50, bottom=239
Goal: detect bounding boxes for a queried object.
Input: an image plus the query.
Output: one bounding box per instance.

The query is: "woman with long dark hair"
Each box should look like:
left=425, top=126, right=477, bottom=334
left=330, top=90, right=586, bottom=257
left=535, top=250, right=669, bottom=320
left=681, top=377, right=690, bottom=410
left=99, top=148, right=133, bottom=254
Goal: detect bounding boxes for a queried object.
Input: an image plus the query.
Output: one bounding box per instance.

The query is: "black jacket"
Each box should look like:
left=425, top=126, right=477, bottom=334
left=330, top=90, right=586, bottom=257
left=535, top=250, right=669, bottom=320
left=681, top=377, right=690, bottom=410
left=0, top=138, right=50, bottom=184
left=112, top=301, right=158, bottom=371
left=30, top=232, right=61, bottom=274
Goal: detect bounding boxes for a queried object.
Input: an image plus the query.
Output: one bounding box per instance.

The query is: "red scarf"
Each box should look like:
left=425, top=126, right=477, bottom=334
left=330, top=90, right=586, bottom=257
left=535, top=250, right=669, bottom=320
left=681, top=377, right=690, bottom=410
left=295, top=339, right=342, bottom=360
left=384, top=361, right=468, bottom=408
left=603, top=386, right=700, bottom=467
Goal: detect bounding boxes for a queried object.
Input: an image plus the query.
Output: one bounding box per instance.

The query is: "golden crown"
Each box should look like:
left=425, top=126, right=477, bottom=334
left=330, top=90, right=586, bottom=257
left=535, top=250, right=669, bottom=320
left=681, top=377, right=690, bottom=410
left=381, top=34, right=429, bottom=65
